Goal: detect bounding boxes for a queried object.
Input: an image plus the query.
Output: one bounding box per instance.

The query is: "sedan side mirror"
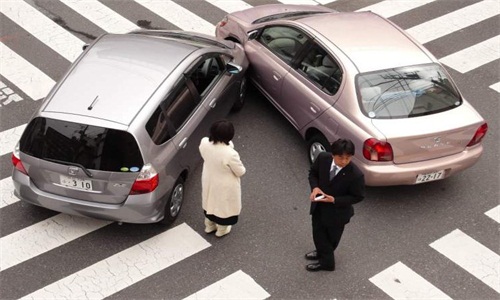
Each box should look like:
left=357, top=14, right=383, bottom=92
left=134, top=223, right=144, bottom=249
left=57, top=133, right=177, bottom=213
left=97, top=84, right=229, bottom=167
left=226, top=62, right=242, bottom=75
left=248, top=30, right=259, bottom=41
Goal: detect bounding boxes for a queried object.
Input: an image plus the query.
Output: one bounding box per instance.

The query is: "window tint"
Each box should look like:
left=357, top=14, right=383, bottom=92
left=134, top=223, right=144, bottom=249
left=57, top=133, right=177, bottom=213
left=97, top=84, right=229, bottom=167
left=20, top=117, right=143, bottom=172
left=297, top=44, right=342, bottom=95
left=258, top=26, right=308, bottom=63
left=146, top=55, right=225, bottom=145
left=357, top=64, right=462, bottom=119
left=188, top=56, right=224, bottom=96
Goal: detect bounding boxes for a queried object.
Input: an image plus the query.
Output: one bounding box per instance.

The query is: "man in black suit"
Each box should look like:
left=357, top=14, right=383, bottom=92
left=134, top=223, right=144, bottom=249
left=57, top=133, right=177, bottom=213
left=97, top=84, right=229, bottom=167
left=305, top=139, right=365, bottom=272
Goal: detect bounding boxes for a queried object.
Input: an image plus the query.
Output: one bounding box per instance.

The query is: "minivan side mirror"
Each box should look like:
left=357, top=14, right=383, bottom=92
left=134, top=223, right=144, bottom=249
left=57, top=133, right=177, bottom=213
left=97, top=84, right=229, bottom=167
left=248, top=30, right=259, bottom=41
left=226, top=62, right=242, bottom=75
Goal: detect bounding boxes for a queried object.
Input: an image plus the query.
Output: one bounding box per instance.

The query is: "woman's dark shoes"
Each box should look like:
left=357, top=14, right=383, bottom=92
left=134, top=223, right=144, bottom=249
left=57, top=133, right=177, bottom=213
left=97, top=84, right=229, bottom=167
left=304, top=250, right=319, bottom=260
left=306, top=263, right=334, bottom=272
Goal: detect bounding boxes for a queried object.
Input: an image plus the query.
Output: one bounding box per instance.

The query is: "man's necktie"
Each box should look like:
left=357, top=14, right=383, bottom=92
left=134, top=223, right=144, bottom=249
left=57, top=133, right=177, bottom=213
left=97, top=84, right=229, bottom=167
left=330, top=166, right=338, bottom=181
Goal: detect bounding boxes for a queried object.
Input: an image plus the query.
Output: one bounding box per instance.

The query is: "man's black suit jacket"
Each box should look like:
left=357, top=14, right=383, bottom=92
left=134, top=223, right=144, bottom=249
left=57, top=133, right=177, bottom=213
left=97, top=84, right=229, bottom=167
left=308, top=151, right=365, bottom=226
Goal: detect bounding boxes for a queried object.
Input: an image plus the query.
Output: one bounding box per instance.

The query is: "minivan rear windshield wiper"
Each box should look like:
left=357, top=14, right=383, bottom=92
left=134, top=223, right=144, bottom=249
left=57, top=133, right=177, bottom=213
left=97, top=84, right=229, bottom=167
left=43, top=158, right=93, bottom=178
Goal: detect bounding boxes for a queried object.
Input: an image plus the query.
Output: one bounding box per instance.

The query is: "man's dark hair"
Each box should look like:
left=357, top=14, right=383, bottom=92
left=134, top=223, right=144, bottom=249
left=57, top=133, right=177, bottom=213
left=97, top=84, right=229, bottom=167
left=209, top=119, right=234, bottom=145
left=331, top=138, right=355, bottom=156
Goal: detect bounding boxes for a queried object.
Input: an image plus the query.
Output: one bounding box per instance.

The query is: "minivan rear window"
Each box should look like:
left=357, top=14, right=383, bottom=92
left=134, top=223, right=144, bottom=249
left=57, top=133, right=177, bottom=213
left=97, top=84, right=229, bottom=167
left=357, top=63, right=462, bottom=119
left=19, top=117, right=144, bottom=172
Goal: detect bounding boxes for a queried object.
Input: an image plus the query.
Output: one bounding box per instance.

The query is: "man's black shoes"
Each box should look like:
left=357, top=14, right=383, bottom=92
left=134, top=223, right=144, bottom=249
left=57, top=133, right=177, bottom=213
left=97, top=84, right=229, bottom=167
left=306, top=263, right=334, bottom=272
left=304, top=250, right=319, bottom=260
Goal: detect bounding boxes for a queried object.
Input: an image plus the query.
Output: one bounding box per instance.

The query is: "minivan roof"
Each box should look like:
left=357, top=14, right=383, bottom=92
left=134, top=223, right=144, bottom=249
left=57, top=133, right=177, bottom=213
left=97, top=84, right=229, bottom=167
left=43, top=33, right=198, bottom=126
left=298, top=12, right=432, bottom=73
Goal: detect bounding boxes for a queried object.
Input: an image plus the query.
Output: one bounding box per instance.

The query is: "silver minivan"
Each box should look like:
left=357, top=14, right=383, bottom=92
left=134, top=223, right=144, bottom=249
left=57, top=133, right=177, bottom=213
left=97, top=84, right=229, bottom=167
left=11, top=30, right=248, bottom=225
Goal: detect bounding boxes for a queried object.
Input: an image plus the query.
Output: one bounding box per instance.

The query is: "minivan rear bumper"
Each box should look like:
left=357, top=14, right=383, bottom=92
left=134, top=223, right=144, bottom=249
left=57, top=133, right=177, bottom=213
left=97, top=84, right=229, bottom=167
left=357, top=144, right=483, bottom=186
left=12, top=170, right=166, bottom=224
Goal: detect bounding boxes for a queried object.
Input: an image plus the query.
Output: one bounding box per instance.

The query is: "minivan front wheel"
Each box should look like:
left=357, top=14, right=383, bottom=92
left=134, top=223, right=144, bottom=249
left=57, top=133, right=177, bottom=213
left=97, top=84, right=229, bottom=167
left=231, top=76, right=247, bottom=112
left=307, top=134, right=331, bottom=164
left=160, top=177, right=184, bottom=225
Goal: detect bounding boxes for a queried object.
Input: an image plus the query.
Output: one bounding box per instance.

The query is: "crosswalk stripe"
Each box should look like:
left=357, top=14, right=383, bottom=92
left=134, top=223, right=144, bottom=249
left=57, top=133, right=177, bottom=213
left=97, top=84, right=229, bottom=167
left=490, top=82, right=500, bottom=93
left=20, top=223, right=211, bottom=300
left=0, top=123, right=26, bottom=157
left=0, top=177, right=19, bottom=209
left=133, top=0, right=215, bottom=35
left=0, top=43, right=55, bottom=101
left=59, top=0, right=139, bottom=33
left=369, top=261, right=452, bottom=300
left=204, top=0, right=252, bottom=13
left=0, top=214, right=111, bottom=271
left=485, top=205, right=500, bottom=223
left=406, top=0, right=500, bottom=44
left=314, top=0, right=337, bottom=4
left=439, top=35, right=500, bottom=73
left=0, top=0, right=85, bottom=62
left=430, top=229, right=500, bottom=293
left=183, top=270, right=270, bottom=300
left=356, top=0, right=436, bottom=18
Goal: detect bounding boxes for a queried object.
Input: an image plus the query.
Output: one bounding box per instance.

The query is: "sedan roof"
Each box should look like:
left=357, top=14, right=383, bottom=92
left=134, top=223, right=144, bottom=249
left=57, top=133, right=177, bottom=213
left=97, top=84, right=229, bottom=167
left=44, top=33, right=198, bottom=125
left=298, top=12, right=432, bottom=73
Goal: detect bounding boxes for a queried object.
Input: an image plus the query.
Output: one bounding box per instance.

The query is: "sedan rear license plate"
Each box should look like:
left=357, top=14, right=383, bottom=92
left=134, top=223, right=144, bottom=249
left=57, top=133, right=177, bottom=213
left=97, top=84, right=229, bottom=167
left=60, top=175, right=93, bottom=191
left=415, top=170, right=445, bottom=184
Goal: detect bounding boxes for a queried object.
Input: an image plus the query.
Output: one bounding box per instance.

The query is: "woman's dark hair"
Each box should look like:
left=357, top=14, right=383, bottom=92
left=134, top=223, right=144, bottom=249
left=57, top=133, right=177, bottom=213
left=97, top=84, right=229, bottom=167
left=331, top=138, right=355, bottom=156
left=209, top=120, right=234, bottom=145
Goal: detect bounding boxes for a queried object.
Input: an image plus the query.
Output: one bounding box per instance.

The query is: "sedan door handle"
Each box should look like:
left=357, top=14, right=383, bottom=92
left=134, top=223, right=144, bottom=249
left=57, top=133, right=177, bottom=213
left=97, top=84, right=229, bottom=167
left=310, top=103, right=320, bottom=114
left=178, top=137, right=188, bottom=149
left=209, top=98, right=217, bottom=108
left=272, top=71, right=281, bottom=81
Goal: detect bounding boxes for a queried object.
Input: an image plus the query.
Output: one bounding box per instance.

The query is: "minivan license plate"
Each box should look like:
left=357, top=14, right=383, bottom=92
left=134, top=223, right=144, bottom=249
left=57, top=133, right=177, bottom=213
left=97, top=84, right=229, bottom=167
left=415, top=170, right=445, bottom=184
left=60, top=175, right=93, bottom=191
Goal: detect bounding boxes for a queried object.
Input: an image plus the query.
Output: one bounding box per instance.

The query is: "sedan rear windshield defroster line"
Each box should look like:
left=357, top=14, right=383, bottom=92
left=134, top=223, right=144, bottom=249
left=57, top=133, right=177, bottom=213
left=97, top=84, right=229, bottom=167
left=43, top=157, right=93, bottom=178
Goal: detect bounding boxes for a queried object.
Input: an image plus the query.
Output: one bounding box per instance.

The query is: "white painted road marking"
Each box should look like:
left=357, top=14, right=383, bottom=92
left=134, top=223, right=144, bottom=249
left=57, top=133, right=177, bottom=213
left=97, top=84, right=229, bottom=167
left=0, top=214, right=112, bottom=271
left=490, top=82, right=500, bottom=93
left=133, top=0, right=215, bottom=35
left=0, top=123, right=26, bottom=157
left=183, top=270, right=271, bottom=300
left=370, top=261, right=452, bottom=300
left=0, top=43, right=55, bottom=101
left=20, top=223, right=211, bottom=300
left=406, top=0, right=500, bottom=44
left=60, top=0, right=139, bottom=33
left=0, top=177, right=20, bottom=209
left=357, top=0, right=436, bottom=18
left=430, top=229, right=500, bottom=293
left=0, top=0, right=84, bottom=62
left=205, top=0, right=252, bottom=13
left=439, top=35, right=500, bottom=73
left=485, top=205, right=500, bottom=223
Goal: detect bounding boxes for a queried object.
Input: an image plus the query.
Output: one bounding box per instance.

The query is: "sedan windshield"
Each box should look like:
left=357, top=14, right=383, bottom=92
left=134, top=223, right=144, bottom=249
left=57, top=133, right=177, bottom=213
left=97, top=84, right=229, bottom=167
left=356, top=64, right=462, bottom=119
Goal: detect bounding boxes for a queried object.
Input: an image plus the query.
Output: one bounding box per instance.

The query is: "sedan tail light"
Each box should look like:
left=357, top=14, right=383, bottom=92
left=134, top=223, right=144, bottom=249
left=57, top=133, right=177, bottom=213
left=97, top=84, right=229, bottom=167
left=363, top=138, right=394, bottom=161
left=130, top=163, right=159, bottom=195
left=217, top=16, right=228, bottom=27
left=11, top=144, right=28, bottom=175
left=466, top=123, right=488, bottom=147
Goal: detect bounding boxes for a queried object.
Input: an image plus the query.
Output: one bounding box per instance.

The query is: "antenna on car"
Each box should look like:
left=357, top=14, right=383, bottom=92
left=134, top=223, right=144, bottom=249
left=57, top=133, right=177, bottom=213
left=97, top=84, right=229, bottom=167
left=88, top=95, right=99, bottom=110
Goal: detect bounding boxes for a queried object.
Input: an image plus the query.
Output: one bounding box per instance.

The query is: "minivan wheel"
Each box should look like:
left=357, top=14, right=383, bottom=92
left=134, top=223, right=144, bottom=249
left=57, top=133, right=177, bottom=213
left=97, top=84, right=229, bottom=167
left=231, top=76, right=247, bottom=112
left=160, top=177, right=184, bottom=225
left=308, top=134, right=331, bottom=164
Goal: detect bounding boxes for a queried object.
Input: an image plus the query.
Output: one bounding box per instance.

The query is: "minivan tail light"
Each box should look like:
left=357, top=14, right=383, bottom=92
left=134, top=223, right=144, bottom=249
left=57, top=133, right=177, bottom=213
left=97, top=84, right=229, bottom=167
left=130, top=163, right=159, bottom=195
left=11, top=144, right=28, bottom=175
left=363, top=138, right=394, bottom=161
left=467, top=123, right=488, bottom=147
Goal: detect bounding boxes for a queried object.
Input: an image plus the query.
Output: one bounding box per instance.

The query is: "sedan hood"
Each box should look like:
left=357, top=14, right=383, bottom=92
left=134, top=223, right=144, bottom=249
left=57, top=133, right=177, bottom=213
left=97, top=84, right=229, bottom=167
left=371, top=104, right=484, bottom=164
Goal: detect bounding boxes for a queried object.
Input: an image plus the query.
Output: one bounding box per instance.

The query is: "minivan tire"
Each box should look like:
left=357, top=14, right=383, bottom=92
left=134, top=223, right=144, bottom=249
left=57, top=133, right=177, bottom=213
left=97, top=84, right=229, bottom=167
left=159, top=177, right=184, bottom=225
left=307, top=134, right=331, bottom=164
left=231, top=76, right=247, bottom=112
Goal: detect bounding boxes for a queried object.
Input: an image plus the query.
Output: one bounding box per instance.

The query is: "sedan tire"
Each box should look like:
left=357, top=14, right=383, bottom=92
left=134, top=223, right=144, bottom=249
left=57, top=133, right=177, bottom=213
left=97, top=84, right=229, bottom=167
left=308, top=134, right=331, bottom=164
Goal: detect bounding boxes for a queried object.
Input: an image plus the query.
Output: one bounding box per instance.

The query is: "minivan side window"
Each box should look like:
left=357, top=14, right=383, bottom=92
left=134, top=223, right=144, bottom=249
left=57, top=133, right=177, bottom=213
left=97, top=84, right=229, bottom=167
left=258, top=26, right=308, bottom=64
left=297, top=43, right=343, bottom=95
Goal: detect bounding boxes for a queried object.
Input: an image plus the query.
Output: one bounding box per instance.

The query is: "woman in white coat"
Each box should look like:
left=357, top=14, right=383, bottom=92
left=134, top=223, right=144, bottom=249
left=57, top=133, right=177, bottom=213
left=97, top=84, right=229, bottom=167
left=199, top=120, right=246, bottom=237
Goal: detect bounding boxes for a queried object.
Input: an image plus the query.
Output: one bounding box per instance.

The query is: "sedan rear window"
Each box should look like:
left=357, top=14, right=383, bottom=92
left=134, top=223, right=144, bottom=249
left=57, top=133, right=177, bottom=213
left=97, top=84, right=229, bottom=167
left=357, top=64, right=462, bottom=119
left=19, top=117, right=144, bottom=172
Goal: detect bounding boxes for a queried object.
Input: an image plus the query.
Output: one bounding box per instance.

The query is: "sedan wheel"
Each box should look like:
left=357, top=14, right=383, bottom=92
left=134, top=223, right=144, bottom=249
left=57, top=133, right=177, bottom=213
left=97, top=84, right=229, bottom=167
left=231, top=76, right=247, bottom=112
left=160, top=177, right=184, bottom=225
left=308, top=134, right=331, bottom=164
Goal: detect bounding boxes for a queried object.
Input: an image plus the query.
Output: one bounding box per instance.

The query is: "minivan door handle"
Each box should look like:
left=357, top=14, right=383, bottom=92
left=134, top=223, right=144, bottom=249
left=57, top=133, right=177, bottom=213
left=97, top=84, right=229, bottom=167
left=178, top=137, right=188, bottom=149
left=209, top=98, right=217, bottom=108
